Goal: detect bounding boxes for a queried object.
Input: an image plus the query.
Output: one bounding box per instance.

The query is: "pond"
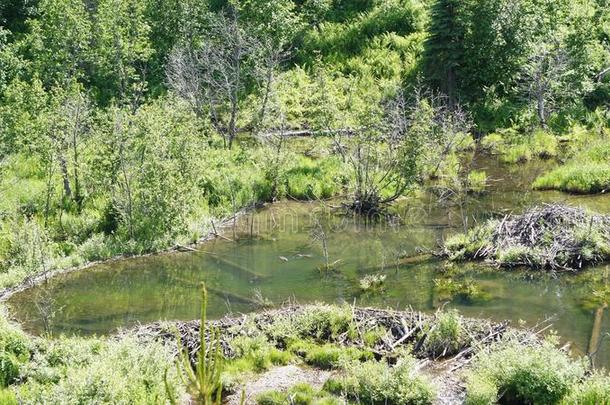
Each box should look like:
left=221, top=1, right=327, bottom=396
left=7, top=155, right=610, bottom=368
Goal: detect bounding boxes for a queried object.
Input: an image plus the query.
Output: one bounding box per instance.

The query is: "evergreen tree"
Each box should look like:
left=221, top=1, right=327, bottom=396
left=423, top=0, right=467, bottom=107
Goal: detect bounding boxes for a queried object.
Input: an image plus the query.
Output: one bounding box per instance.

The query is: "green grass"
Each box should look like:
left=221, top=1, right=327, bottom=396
left=533, top=140, right=610, bottom=193
left=467, top=170, right=487, bottom=193
left=325, top=357, right=436, bottom=405
left=256, top=383, right=340, bottom=405
left=464, top=339, right=587, bottom=405
left=533, top=163, right=610, bottom=193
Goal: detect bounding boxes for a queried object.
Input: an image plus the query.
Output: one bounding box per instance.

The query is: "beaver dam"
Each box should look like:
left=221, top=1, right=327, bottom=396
left=131, top=304, right=607, bottom=404
left=444, top=204, right=610, bottom=271
left=6, top=157, right=610, bottom=371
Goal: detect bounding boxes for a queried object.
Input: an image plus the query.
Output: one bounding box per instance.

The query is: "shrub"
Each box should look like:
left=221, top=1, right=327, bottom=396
left=359, top=274, right=386, bottom=291
left=16, top=336, right=182, bottom=404
left=467, top=170, right=487, bottom=193
left=300, top=343, right=372, bottom=369
left=76, top=233, right=114, bottom=262
left=268, top=305, right=355, bottom=343
left=464, top=377, right=497, bottom=405
left=0, top=389, right=17, bottom=405
left=363, top=327, right=387, bottom=348
left=0, top=308, right=30, bottom=387
left=257, top=383, right=340, bottom=405
left=561, top=373, right=610, bottom=405
left=464, top=340, right=587, bottom=405
left=480, top=133, right=505, bottom=154
left=325, top=357, right=435, bottom=405
left=421, top=310, right=463, bottom=358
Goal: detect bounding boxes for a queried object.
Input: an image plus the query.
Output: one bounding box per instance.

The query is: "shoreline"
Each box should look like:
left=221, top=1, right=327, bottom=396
left=0, top=209, right=251, bottom=303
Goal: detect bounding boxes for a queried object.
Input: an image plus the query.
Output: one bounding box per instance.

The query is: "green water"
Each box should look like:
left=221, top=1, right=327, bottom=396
left=7, top=156, right=610, bottom=368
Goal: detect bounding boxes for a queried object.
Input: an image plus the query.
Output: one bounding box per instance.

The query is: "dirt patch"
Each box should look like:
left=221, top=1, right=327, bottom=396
left=225, top=365, right=332, bottom=405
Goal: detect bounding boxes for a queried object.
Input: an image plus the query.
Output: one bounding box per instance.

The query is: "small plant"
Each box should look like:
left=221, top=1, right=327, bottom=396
left=466, top=170, right=487, bottom=193
left=359, top=274, right=386, bottom=291
left=257, top=383, right=340, bottom=405
left=166, top=283, right=223, bottom=405
left=297, top=343, right=372, bottom=369
left=421, top=309, right=463, bottom=358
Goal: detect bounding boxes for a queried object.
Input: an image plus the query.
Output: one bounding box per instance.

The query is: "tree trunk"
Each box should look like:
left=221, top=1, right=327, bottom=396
left=537, top=92, right=547, bottom=128
left=59, top=154, right=72, bottom=199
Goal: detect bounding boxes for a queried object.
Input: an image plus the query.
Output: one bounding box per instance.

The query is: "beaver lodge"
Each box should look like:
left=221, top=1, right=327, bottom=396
left=129, top=304, right=599, bottom=405
left=443, top=204, right=610, bottom=271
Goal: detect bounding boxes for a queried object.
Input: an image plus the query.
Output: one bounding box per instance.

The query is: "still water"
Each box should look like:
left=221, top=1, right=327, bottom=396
left=8, top=156, right=610, bottom=367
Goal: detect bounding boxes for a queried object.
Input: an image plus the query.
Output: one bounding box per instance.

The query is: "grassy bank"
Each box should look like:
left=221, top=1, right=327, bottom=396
left=0, top=135, right=350, bottom=293
left=533, top=138, right=610, bottom=193
left=2, top=301, right=608, bottom=404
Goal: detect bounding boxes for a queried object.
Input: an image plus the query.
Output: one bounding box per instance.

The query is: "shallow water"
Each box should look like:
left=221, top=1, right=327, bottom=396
left=8, top=155, right=610, bottom=368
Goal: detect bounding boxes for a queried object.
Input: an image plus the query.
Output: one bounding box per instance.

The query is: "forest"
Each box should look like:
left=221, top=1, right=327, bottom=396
left=0, top=0, right=609, bottom=403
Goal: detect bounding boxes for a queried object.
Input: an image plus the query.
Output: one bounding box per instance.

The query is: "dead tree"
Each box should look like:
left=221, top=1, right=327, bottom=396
left=520, top=41, right=572, bottom=128
left=167, top=9, right=260, bottom=148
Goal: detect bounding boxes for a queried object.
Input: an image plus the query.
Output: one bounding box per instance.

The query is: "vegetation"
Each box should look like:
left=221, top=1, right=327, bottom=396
left=1, top=0, right=610, bottom=403
left=444, top=204, right=610, bottom=270
left=534, top=138, right=610, bottom=193
left=464, top=338, right=588, bottom=405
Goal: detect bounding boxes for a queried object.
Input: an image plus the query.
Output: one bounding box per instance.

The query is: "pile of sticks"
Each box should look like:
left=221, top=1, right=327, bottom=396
left=129, top=305, right=513, bottom=366
left=471, top=204, right=610, bottom=270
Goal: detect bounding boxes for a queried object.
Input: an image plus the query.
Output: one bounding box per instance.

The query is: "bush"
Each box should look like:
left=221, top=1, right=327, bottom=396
left=16, top=336, right=182, bottom=404
left=0, top=389, right=17, bottom=405
left=76, top=233, right=114, bottom=262
left=325, top=357, right=435, bottom=405
left=0, top=308, right=30, bottom=387
left=268, top=305, right=355, bottom=344
left=562, top=373, right=610, bottom=405
left=480, top=133, right=505, bottom=154
left=257, top=383, right=340, bottom=405
left=421, top=310, right=463, bottom=358
left=464, top=340, right=587, bottom=405
left=299, top=343, right=372, bottom=369
left=467, top=170, right=487, bottom=193
left=359, top=274, right=386, bottom=291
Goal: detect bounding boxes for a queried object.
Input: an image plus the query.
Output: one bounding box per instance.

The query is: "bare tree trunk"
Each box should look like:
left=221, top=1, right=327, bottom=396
left=71, top=103, right=82, bottom=209
left=537, top=92, right=546, bottom=128
left=59, top=154, right=72, bottom=200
